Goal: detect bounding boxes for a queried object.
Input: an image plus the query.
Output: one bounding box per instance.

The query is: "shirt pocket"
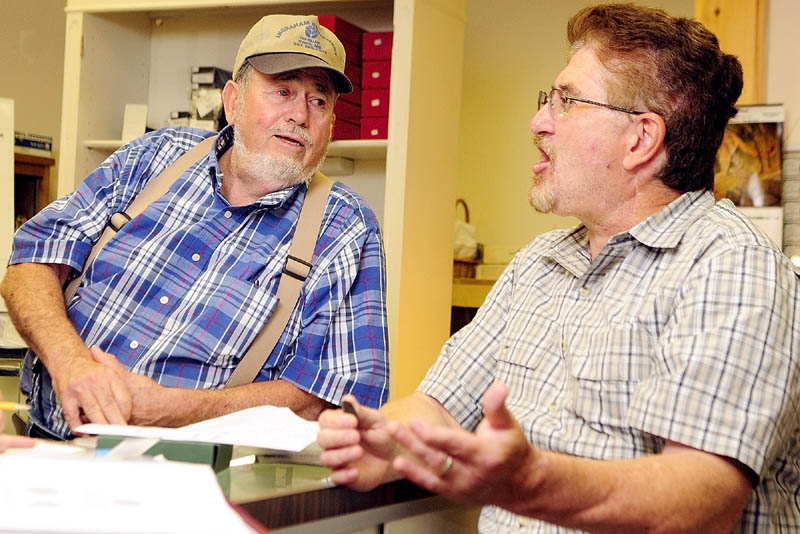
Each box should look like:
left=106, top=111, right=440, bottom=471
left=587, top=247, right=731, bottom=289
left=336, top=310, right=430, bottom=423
left=204, top=280, right=282, bottom=372
left=494, top=317, right=562, bottom=421
left=567, top=322, right=655, bottom=429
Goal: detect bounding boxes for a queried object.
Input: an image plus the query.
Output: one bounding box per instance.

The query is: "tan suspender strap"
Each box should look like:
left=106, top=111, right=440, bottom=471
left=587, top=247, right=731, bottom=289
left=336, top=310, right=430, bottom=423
left=63, top=136, right=217, bottom=304
left=225, top=172, right=334, bottom=388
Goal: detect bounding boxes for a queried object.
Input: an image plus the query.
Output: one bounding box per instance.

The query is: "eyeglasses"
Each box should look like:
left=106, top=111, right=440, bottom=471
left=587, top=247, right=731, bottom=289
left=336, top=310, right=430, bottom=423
left=538, top=88, right=645, bottom=116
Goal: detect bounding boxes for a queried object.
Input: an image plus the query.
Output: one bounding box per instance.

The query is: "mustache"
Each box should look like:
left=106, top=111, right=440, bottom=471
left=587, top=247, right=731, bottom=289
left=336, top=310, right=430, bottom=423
left=533, top=134, right=553, bottom=159
left=270, top=124, right=313, bottom=146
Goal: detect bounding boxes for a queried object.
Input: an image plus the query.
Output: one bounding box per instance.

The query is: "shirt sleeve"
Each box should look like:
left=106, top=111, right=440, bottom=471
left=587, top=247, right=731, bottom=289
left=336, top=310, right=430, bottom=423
left=9, top=129, right=206, bottom=274
left=418, top=255, right=517, bottom=431
left=10, top=151, right=126, bottom=272
left=274, top=196, right=390, bottom=409
left=626, top=244, right=800, bottom=477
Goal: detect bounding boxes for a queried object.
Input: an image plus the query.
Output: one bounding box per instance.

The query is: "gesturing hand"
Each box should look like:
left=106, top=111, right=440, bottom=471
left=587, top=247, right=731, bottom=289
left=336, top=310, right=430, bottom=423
left=317, top=395, right=400, bottom=491
left=389, top=382, right=539, bottom=509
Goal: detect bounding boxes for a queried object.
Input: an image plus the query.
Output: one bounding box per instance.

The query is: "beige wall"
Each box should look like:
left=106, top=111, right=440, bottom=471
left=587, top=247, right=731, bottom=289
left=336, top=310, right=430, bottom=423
left=4, top=0, right=796, bottom=244
left=455, top=0, right=698, bottom=260
left=766, top=0, right=800, bottom=150
left=1, top=0, right=66, bottom=202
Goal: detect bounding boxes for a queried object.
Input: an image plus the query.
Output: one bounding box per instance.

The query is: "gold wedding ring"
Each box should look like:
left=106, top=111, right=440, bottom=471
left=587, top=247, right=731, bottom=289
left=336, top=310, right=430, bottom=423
left=440, top=454, right=454, bottom=477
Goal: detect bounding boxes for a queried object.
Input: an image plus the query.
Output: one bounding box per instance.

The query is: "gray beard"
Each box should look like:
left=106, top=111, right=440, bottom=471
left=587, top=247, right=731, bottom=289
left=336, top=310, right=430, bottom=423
left=232, top=125, right=320, bottom=191
left=529, top=174, right=556, bottom=213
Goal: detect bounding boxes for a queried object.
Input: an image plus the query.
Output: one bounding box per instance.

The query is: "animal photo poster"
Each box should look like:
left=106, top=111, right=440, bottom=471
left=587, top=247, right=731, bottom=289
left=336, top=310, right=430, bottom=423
left=714, top=104, right=784, bottom=207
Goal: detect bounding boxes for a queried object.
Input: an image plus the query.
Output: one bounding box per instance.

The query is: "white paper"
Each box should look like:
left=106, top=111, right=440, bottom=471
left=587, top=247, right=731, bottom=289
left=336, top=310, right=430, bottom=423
left=1, top=438, right=92, bottom=458
left=0, top=455, right=255, bottom=534
left=103, top=437, right=161, bottom=460
left=76, top=405, right=319, bottom=452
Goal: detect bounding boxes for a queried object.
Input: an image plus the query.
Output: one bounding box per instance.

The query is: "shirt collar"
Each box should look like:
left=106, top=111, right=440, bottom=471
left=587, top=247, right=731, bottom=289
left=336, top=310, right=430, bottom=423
left=626, top=190, right=715, bottom=249
left=542, top=189, right=716, bottom=272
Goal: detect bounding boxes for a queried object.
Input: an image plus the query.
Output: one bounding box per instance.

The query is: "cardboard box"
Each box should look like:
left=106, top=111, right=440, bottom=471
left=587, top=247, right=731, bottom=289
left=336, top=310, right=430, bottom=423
left=362, top=61, right=391, bottom=89
left=360, top=117, right=388, bottom=139
left=334, top=98, right=361, bottom=121
left=317, top=15, right=365, bottom=46
left=361, top=89, right=390, bottom=117
left=363, top=31, right=393, bottom=60
left=332, top=118, right=361, bottom=140
left=191, top=66, right=231, bottom=87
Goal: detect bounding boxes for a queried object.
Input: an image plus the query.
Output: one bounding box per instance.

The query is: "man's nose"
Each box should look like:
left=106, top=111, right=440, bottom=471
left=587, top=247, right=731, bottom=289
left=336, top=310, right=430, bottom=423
left=530, top=105, right=552, bottom=136
left=286, top=97, right=309, bottom=127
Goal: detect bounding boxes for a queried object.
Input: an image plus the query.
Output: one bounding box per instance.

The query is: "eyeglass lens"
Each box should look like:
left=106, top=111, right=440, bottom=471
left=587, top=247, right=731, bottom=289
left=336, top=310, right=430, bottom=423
left=538, top=90, right=548, bottom=111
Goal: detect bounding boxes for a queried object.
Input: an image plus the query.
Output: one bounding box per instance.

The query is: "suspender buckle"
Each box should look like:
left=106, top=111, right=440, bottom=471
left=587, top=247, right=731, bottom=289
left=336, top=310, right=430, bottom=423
left=283, top=254, right=311, bottom=282
left=109, top=212, right=132, bottom=232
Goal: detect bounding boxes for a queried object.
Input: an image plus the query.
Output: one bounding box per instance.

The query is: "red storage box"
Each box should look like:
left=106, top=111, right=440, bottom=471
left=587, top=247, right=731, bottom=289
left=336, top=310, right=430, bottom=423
left=317, top=16, right=365, bottom=46
left=362, top=61, right=391, bottom=89
left=361, top=89, right=390, bottom=117
left=362, top=32, right=393, bottom=60
left=360, top=117, right=388, bottom=139
left=332, top=118, right=361, bottom=140
left=334, top=98, right=361, bottom=120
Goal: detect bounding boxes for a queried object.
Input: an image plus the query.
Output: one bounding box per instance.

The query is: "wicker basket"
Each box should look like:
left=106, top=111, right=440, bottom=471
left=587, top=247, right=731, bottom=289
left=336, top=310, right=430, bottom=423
left=454, top=198, right=479, bottom=279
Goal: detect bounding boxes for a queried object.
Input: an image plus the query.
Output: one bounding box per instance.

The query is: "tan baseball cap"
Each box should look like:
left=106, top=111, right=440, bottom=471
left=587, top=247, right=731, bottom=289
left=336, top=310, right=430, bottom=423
left=234, top=14, right=353, bottom=94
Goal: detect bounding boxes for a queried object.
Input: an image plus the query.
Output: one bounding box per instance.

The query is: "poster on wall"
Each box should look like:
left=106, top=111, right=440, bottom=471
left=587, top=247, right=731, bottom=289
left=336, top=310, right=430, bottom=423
left=713, top=104, right=784, bottom=207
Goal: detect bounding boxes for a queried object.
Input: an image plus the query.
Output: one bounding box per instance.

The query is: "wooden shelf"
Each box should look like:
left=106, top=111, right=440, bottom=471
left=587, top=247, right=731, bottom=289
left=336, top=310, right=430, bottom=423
left=14, top=152, right=55, bottom=216
left=84, top=139, right=126, bottom=151
left=85, top=137, right=388, bottom=160
left=325, top=139, right=387, bottom=159
left=65, top=0, right=387, bottom=14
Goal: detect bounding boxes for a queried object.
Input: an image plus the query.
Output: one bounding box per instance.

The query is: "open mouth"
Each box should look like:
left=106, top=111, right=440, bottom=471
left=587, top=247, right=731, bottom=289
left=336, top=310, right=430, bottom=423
left=273, top=134, right=305, bottom=148
left=533, top=146, right=551, bottom=175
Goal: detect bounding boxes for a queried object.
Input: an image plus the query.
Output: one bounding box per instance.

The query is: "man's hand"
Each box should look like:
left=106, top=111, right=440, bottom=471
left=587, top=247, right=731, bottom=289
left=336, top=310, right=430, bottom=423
left=389, top=382, right=540, bottom=509
left=89, top=346, right=172, bottom=426
left=0, top=433, right=35, bottom=452
left=317, top=395, right=401, bottom=491
left=1, top=263, right=132, bottom=430
left=49, top=348, right=133, bottom=429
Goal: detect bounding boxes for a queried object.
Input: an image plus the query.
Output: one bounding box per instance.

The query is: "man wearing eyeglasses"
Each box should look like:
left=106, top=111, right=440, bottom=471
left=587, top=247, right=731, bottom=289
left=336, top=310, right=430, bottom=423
left=317, top=3, right=800, bottom=533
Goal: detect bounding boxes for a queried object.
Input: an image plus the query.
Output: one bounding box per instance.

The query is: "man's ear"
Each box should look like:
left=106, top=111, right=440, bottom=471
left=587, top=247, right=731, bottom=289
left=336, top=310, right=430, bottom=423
left=221, top=80, right=240, bottom=126
left=622, top=112, right=666, bottom=171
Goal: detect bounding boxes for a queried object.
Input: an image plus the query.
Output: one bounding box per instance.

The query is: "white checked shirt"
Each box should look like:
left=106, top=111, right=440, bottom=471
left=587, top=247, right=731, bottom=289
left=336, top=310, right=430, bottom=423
left=420, top=191, right=800, bottom=533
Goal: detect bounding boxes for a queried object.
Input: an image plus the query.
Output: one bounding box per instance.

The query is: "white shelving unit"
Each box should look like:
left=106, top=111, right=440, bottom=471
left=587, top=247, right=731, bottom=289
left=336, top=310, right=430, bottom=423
left=85, top=138, right=388, bottom=159
left=0, top=98, right=13, bottom=315
left=58, top=0, right=466, bottom=398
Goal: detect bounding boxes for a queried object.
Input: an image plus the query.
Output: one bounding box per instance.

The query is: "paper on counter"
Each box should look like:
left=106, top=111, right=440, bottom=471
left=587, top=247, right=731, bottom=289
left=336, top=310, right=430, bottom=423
left=76, top=405, right=319, bottom=452
left=0, top=438, right=92, bottom=458
left=0, top=454, right=256, bottom=534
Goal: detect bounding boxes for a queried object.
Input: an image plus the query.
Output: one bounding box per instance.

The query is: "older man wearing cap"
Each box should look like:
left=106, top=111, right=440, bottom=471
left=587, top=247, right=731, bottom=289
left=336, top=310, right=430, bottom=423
left=0, top=14, right=389, bottom=440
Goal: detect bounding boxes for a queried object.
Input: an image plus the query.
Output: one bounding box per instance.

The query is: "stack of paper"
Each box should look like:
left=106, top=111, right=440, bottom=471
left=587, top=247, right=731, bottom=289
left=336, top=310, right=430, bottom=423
left=0, top=455, right=257, bottom=533
left=75, top=405, right=319, bottom=452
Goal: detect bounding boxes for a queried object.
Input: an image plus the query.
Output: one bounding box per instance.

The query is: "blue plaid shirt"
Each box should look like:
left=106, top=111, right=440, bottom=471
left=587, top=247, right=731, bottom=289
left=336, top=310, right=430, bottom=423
left=12, top=126, right=389, bottom=439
